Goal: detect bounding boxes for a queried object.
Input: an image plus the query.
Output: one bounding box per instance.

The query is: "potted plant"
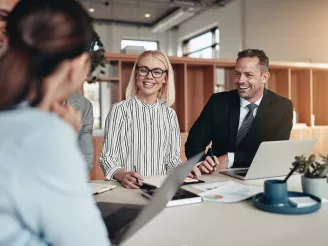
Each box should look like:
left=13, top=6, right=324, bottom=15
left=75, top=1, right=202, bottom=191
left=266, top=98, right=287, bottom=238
left=292, top=154, right=328, bottom=198
left=89, top=30, right=107, bottom=83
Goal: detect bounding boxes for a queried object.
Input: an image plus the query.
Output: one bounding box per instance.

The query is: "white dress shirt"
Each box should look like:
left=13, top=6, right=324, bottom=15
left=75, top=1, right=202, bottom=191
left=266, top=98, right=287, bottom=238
left=227, top=96, right=263, bottom=167
left=100, top=96, right=182, bottom=180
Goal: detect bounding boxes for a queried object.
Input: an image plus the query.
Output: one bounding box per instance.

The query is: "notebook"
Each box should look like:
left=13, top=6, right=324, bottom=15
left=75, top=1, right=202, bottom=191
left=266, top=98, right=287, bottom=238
left=141, top=186, right=202, bottom=207
left=141, top=175, right=204, bottom=189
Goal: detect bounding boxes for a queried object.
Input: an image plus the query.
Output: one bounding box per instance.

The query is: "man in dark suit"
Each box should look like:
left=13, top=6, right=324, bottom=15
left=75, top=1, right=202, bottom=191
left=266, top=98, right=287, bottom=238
left=185, top=49, right=293, bottom=173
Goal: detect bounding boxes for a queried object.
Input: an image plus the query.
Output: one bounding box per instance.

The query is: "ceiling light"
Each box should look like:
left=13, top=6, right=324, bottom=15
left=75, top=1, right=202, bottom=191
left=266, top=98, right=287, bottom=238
left=89, top=8, right=95, bottom=13
left=145, top=13, right=151, bottom=18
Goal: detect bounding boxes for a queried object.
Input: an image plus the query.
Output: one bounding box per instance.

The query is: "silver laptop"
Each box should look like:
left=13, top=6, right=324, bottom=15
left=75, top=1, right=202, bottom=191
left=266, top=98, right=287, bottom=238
left=97, top=152, right=203, bottom=246
left=220, top=139, right=317, bottom=180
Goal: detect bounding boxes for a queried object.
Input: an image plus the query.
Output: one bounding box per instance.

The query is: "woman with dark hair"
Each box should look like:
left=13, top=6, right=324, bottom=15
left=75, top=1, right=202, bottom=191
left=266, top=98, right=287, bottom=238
left=0, top=0, right=110, bottom=245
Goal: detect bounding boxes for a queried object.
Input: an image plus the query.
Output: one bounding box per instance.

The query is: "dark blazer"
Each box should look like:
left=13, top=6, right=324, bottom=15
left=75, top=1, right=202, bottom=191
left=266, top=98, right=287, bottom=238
left=185, top=89, right=293, bottom=168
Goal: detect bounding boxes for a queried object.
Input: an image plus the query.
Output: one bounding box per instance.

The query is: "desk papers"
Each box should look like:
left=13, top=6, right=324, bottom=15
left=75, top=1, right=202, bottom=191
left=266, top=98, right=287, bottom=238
left=192, top=181, right=262, bottom=203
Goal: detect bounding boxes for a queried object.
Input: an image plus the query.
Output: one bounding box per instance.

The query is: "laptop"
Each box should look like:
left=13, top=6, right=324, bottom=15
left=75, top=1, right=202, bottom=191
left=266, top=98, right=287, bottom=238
left=96, top=152, right=203, bottom=246
left=219, top=139, right=317, bottom=180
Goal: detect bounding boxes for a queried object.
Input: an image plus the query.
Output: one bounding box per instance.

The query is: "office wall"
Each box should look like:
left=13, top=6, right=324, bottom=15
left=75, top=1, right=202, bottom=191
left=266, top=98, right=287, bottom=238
left=177, top=0, right=328, bottom=63
left=176, top=0, right=243, bottom=59
left=244, top=0, right=328, bottom=63
left=93, top=22, right=177, bottom=56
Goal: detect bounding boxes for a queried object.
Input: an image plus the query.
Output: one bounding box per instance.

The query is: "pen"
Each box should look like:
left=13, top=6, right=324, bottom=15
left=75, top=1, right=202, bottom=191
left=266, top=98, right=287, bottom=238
left=207, top=147, right=216, bottom=172
left=133, top=165, right=139, bottom=184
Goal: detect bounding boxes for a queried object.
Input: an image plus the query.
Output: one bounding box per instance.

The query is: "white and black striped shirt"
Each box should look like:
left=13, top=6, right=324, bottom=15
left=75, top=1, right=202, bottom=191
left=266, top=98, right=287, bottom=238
left=99, top=97, right=182, bottom=180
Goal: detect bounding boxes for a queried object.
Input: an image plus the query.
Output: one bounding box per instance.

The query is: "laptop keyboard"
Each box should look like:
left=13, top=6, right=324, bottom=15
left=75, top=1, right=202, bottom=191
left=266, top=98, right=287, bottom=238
left=97, top=203, right=143, bottom=243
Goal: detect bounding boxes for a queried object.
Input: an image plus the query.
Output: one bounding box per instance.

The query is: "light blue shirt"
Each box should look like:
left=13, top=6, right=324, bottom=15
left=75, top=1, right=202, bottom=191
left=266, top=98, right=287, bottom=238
left=0, top=106, right=110, bottom=246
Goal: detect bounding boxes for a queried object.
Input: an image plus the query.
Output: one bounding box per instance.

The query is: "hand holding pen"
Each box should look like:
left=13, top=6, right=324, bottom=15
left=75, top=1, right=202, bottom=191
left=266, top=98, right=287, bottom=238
left=198, top=147, right=220, bottom=174
left=116, top=166, right=143, bottom=189
left=133, top=165, right=139, bottom=184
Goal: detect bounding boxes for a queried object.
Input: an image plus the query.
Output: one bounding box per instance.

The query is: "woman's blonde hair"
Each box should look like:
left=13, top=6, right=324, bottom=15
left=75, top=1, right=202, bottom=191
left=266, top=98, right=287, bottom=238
left=125, top=50, right=175, bottom=106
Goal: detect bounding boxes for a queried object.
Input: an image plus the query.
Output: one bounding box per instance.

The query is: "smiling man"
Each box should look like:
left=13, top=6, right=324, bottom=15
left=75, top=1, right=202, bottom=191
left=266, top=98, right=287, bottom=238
left=185, top=49, right=293, bottom=172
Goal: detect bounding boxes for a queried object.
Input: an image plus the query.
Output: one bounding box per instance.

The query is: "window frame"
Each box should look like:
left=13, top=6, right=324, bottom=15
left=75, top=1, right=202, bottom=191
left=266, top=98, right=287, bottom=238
left=182, top=27, right=219, bottom=58
left=121, top=39, right=159, bottom=51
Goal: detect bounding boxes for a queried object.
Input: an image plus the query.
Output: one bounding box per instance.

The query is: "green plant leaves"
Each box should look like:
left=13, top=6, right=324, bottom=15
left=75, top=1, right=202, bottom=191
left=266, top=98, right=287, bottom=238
left=293, top=154, right=328, bottom=178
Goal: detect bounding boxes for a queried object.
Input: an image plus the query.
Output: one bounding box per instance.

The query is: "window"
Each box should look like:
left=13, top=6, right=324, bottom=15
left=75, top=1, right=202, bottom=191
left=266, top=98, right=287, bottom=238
left=121, top=39, right=158, bottom=51
left=183, top=27, right=220, bottom=58
left=83, top=82, right=101, bottom=129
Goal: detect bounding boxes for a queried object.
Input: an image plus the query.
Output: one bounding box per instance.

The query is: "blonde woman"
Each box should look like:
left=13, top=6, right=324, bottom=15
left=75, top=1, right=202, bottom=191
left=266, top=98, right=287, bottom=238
left=100, top=50, right=200, bottom=189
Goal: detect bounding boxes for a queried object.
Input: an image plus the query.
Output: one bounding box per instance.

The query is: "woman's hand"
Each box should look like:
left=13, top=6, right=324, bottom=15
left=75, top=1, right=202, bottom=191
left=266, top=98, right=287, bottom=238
left=51, top=103, right=81, bottom=133
left=114, top=170, right=144, bottom=189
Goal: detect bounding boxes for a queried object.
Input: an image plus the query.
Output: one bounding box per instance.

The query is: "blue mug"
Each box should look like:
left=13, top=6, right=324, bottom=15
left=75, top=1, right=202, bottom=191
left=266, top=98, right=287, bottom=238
left=263, top=179, right=288, bottom=205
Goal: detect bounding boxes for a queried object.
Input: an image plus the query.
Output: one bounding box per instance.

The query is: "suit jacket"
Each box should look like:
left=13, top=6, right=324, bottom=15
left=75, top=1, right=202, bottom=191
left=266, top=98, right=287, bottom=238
left=185, top=89, right=293, bottom=168
left=67, top=91, right=94, bottom=173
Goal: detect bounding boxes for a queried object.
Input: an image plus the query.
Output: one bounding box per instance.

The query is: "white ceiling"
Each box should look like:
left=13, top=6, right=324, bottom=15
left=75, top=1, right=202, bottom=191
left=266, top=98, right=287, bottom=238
left=79, top=0, right=203, bottom=26
left=78, top=0, right=235, bottom=27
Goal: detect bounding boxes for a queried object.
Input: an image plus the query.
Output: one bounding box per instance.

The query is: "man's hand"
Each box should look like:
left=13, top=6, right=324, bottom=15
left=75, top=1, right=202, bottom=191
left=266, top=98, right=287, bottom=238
left=198, top=156, right=220, bottom=174
left=51, top=103, right=81, bottom=133
left=188, top=166, right=202, bottom=179
left=217, top=154, right=229, bottom=169
left=117, top=171, right=144, bottom=189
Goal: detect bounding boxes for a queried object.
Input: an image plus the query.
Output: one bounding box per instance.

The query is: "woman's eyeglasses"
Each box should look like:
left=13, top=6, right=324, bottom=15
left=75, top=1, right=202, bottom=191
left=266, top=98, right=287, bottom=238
left=137, top=66, right=167, bottom=78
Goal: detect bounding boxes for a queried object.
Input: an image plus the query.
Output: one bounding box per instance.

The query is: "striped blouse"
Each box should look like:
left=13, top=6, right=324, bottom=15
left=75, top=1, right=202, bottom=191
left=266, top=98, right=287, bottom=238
left=99, top=96, right=182, bottom=180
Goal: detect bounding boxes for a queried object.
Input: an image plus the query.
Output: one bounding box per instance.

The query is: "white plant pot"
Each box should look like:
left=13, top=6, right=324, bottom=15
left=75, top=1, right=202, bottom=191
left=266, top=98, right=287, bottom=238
left=301, top=175, right=327, bottom=198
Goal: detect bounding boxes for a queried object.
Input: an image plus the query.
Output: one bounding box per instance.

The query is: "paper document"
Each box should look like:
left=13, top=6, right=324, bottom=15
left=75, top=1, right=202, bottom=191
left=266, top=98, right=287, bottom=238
left=142, top=175, right=167, bottom=188
left=90, top=182, right=116, bottom=194
left=143, top=175, right=201, bottom=188
left=194, top=181, right=262, bottom=203
left=191, top=181, right=232, bottom=191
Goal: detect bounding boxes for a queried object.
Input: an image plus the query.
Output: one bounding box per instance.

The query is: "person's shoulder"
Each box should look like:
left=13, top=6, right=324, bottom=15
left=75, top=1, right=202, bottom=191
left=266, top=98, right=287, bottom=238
left=0, top=107, right=76, bottom=151
left=69, top=92, right=92, bottom=111
left=106, top=98, right=136, bottom=119
left=267, top=89, right=292, bottom=106
left=111, top=97, right=135, bottom=110
left=26, top=108, right=76, bottom=139
left=208, top=90, right=238, bottom=103
left=80, top=95, right=93, bottom=109
left=158, top=101, right=176, bottom=114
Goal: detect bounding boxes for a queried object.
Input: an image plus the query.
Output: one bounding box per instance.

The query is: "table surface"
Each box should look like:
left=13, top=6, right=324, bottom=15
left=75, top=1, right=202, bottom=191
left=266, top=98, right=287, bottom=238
left=93, top=173, right=328, bottom=246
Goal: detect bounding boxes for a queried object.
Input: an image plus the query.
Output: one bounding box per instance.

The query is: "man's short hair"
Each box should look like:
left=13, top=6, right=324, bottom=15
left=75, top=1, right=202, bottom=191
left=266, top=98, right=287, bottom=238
left=237, top=49, right=269, bottom=72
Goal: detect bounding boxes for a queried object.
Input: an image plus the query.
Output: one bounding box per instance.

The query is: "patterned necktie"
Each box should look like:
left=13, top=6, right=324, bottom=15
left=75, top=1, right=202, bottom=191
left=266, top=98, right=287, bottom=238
left=236, top=103, right=258, bottom=146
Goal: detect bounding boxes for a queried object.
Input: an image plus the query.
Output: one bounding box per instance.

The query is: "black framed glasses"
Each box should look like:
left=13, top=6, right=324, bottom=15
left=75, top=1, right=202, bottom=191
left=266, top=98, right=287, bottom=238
left=137, top=66, right=167, bottom=78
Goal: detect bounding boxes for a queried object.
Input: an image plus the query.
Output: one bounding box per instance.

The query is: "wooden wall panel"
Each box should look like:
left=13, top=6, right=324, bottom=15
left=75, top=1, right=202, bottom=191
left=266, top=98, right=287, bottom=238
left=224, top=68, right=235, bottom=91
left=290, top=69, right=312, bottom=126
left=120, top=61, right=134, bottom=100
left=312, top=70, right=328, bottom=125
left=267, top=69, right=290, bottom=99
left=186, top=65, right=206, bottom=130
left=203, top=65, right=215, bottom=105
left=172, top=64, right=187, bottom=132
left=89, top=136, right=105, bottom=180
